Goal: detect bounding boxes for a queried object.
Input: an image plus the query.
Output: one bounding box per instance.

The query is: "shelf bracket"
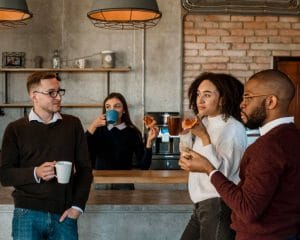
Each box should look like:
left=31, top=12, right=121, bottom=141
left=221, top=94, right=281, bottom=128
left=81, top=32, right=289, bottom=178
left=4, top=71, right=8, bottom=103
left=23, top=107, right=28, bottom=117
left=107, top=71, right=111, bottom=95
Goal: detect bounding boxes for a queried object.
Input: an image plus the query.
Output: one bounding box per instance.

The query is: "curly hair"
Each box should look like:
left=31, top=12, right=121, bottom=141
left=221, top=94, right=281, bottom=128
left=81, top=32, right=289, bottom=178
left=188, top=72, right=244, bottom=122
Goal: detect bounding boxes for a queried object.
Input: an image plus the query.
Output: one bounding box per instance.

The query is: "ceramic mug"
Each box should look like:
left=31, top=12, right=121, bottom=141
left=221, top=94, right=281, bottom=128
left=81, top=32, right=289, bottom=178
left=106, top=109, right=118, bottom=125
left=75, top=58, right=86, bottom=69
left=55, top=161, right=72, bottom=184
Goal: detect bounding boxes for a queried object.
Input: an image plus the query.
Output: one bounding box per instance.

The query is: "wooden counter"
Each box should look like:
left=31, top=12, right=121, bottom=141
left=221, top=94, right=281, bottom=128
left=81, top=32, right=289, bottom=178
left=93, top=170, right=188, bottom=184
left=0, top=170, right=190, bottom=205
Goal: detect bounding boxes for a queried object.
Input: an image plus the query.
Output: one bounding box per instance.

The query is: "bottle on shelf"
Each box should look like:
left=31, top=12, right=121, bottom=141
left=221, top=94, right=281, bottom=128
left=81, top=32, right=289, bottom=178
left=52, top=49, right=61, bottom=69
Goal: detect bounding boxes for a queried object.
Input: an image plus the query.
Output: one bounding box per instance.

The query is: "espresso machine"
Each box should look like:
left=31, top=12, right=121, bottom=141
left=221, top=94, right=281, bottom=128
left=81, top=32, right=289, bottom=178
left=146, top=112, right=181, bottom=170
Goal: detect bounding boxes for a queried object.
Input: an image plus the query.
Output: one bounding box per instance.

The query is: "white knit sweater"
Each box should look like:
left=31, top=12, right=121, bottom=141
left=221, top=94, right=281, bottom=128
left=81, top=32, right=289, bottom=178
left=180, top=115, right=247, bottom=203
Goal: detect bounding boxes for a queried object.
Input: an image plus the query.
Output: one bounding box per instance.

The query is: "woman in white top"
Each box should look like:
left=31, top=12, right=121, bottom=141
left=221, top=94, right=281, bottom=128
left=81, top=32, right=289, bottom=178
left=180, top=72, right=247, bottom=240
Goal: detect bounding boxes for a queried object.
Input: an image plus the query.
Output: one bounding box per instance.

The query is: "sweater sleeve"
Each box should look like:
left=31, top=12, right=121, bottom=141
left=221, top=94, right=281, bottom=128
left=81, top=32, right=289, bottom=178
left=195, top=123, right=246, bottom=181
left=211, top=141, right=286, bottom=224
left=179, top=131, right=193, bottom=150
left=0, top=122, right=37, bottom=186
left=201, top=139, right=245, bottom=179
left=71, top=118, right=93, bottom=211
left=133, top=131, right=152, bottom=170
left=85, top=130, right=97, bottom=169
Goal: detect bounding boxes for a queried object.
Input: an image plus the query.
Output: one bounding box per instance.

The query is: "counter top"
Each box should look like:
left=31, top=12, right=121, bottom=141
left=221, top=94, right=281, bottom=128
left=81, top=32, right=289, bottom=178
left=0, top=185, right=191, bottom=205
left=93, top=170, right=188, bottom=184
left=1, top=170, right=191, bottom=205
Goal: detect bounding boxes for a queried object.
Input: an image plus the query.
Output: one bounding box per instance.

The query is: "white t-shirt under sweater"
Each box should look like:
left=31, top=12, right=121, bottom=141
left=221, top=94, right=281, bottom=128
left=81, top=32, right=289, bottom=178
left=180, top=115, right=247, bottom=204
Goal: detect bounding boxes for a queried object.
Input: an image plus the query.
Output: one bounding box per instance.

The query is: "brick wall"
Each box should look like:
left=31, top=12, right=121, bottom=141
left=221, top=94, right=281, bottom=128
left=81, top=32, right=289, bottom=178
left=183, top=15, right=300, bottom=113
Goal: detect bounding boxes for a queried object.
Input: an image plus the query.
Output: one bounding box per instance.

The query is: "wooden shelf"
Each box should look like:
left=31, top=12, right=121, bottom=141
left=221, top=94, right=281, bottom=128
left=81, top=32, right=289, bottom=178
left=0, top=103, right=103, bottom=108
left=0, top=67, right=131, bottom=116
left=0, top=67, right=131, bottom=72
left=93, top=170, right=188, bottom=184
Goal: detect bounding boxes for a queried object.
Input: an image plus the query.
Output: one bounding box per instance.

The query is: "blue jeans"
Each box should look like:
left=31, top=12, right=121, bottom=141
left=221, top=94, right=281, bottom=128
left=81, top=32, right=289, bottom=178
left=12, top=208, right=78, bottom=240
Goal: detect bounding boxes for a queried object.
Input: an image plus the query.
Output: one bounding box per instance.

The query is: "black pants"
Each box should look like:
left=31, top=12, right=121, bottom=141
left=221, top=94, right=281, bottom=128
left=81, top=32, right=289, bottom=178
left=180, top=197, right=235, bottom=240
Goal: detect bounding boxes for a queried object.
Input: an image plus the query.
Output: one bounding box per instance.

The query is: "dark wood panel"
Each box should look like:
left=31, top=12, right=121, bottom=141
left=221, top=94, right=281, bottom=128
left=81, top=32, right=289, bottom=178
left=274, top=57, right=300, bottom=128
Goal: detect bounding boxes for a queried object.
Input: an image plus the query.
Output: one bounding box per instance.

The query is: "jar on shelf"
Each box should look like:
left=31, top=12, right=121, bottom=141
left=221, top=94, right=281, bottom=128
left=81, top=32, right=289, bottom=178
left=52, top=50, right=61, bottom=69
left=101, top=50, right=115, bottom=68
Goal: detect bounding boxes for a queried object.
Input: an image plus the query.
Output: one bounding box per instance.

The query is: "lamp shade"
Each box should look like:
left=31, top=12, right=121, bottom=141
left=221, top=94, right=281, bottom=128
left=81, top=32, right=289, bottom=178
left=87, top=0, right=162, bottom=30
left=0, top=0, right=32, bottom=21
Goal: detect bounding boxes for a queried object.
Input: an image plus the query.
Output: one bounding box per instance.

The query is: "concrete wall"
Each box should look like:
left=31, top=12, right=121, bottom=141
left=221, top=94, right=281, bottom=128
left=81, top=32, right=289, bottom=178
left=0, top=0, right=183, bottom=145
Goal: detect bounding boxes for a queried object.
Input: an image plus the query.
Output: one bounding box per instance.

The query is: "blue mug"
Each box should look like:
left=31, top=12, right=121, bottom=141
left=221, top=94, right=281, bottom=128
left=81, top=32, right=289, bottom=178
left=106, top=109, right=119, bottom=125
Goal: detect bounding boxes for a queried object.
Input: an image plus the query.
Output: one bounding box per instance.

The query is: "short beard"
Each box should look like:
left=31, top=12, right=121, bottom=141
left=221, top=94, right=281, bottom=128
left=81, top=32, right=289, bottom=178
left=245, top=99, right=267, bottom=129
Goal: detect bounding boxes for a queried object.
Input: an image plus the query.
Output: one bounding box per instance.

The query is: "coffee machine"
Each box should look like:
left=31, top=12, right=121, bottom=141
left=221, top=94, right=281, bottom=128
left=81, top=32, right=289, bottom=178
left=146, top=112, right=181, bottom=170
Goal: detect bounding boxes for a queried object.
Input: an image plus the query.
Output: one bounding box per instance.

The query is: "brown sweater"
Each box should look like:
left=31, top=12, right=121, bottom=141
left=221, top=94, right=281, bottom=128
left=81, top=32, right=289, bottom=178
left=0, top=114, right=93, bottom=214
left=211, top=123, right=300, bottom=240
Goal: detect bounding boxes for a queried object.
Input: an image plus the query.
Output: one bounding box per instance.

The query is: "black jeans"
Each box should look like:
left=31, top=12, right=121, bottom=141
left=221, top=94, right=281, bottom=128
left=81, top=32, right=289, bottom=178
left=180, top=197, right=235, bottom=240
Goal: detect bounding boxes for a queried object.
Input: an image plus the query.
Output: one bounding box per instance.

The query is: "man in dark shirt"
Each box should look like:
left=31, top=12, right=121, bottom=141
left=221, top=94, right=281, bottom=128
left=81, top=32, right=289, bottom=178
left=0, top=72, right=93, bottom=240
left=179, top=69, right=300, bottom=240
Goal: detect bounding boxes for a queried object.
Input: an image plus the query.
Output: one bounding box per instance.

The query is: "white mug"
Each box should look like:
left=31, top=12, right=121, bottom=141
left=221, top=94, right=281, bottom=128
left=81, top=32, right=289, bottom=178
left=75, top=59, right=86, bottom=69
left=55, top=161, right=72, bottom=184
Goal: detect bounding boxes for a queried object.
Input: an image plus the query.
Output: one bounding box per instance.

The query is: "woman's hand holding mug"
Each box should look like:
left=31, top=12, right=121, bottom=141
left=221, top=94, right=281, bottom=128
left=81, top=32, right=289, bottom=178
left=87, top=114, right=106, bottom=134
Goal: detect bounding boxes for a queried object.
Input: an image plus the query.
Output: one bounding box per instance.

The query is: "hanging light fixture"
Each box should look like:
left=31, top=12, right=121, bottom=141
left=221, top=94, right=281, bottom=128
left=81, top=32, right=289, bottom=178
left=0, top=0, right=32, bottom=27
left=87, top=0, right=162, bottom=30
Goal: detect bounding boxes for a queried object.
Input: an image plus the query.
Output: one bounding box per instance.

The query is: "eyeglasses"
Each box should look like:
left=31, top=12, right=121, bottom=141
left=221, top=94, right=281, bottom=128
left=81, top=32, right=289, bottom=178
left=242, top=94, right=269, bottom=105
left=33, top=89, right=66, bottom=98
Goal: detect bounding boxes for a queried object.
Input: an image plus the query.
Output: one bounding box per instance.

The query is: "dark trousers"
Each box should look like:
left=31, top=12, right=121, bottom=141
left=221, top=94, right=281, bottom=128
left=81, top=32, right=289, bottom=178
left=285, top=236, right=300, bottom=240
left=180, top=197, right=235, bottom=240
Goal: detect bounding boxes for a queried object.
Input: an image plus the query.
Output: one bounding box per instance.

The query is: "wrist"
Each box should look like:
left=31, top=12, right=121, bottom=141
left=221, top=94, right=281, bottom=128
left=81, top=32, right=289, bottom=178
left=88, top=125, right=97, bottom=134
left=201, top=135, right=211, bottom=146
left=205, top=163, right=215, bottom=175
left=146, top=139, right=153, bottom=148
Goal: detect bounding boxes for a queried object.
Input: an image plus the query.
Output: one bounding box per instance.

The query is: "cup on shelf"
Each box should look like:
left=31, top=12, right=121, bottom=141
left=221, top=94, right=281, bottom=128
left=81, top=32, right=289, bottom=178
left=75, top=58, right=86, bottom=69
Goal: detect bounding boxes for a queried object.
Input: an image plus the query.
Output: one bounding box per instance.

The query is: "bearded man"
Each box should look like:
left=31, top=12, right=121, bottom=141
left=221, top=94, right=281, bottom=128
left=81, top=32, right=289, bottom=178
left=179, top=69, right=300, bottom=240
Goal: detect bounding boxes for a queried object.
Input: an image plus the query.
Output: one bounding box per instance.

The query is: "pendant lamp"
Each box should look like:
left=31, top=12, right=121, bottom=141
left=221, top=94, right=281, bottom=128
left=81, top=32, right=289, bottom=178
left=87, top=0, right=162, bottom=30
left=0, top=0, right=32, bottom=27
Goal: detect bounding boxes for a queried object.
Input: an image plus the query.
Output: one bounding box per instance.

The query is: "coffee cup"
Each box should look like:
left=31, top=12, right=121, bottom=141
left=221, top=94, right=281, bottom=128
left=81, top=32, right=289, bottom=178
left=75, top=58, right=86, bottom=69
left=55, top=161, right=72, bottom=184
left=106, top=109, right=119, bottom=125
left=167, top=115, right=182, bottom=136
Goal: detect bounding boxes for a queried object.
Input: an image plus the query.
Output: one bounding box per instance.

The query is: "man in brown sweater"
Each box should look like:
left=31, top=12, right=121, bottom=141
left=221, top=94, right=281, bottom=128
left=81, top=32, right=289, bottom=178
left=0, top=72, right=93, bottom=240
left=179, top=69, right=300, bottom=240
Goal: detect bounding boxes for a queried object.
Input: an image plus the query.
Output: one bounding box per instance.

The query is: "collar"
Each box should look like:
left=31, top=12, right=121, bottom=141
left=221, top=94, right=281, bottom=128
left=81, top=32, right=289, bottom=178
left=29, top=108, right=62, bottom=124
left=107, top=122, right=127, bottom=131
left=259, top=117, right=294, bottom=136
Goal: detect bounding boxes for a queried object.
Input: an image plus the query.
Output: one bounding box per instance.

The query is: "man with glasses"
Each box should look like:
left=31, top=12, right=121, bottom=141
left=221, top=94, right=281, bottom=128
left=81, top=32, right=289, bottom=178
left=179, top=69, right=300, bottom=240
left=0, top=72, right=93, bottom=240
